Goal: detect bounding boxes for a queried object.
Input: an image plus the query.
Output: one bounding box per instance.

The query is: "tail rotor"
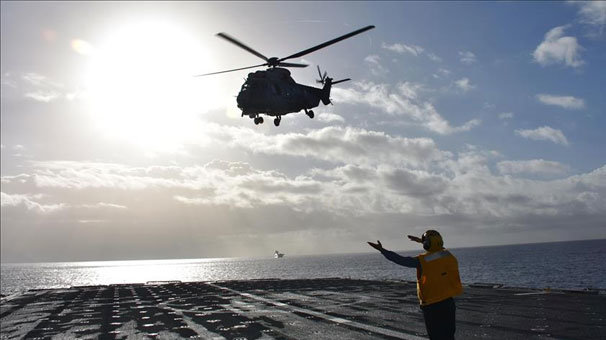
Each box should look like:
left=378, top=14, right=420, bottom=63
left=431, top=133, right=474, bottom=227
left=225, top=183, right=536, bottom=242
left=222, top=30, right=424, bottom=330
left=316, top=65, right=351, bottom=105
left=316, top=66, right=328, bottom=84
left=316, top=65, right=349, bottom=86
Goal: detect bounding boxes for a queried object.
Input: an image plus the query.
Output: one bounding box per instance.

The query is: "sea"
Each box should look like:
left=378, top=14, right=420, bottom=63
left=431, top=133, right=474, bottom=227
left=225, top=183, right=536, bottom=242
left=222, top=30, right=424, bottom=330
left=2, top=239, right=605, bottom=296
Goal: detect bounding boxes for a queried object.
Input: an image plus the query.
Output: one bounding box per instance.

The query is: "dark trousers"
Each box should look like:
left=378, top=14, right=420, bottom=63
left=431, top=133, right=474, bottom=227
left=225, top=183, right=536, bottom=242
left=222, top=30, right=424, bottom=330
left=420, top=297, right=456, bottom=340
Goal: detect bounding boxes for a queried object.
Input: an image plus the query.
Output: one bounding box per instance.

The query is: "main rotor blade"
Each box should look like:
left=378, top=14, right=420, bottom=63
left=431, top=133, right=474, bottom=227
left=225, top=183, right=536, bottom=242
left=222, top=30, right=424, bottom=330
left=194, top=63, right=268, bottom=77
left=277, top=62, right=308, bottom=68
left=216, top=33, right=269, bottom=61
left=279, top=25, right=375, bottom=62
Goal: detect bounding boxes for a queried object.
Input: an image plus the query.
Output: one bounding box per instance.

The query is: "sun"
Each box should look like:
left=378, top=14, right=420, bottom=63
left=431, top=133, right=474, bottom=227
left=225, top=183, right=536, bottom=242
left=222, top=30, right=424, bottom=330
left=84, top=20, right=218, bottom=153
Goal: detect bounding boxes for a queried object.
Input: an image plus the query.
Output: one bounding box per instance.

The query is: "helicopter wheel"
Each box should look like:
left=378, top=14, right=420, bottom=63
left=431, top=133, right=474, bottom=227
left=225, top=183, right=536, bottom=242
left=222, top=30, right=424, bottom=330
left=307, top=110, right=314, bottom=119
left=254, top=117, right=264, bottom=125
left=274, top=117, right=281, bottom=126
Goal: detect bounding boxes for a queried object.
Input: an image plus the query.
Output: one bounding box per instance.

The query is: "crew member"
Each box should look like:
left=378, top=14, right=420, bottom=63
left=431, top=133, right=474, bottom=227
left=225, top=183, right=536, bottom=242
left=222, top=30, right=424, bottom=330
left=368, top=230, right=463, bottom=340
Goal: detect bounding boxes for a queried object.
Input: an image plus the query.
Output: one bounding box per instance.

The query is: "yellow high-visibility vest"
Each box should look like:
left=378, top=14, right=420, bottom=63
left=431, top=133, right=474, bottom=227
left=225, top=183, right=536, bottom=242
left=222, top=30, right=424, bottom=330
left=416, top=249, right=463, bottom=306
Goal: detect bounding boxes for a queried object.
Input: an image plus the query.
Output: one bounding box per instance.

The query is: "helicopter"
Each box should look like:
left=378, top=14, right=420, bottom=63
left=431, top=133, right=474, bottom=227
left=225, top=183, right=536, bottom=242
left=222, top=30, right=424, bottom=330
left=196, top=25, right=375, bottom=126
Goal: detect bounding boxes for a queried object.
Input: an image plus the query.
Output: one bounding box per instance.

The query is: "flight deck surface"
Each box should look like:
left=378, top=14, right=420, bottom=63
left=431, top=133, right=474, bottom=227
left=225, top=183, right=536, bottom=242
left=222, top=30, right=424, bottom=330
left=1, top=278, right=604, bottom=339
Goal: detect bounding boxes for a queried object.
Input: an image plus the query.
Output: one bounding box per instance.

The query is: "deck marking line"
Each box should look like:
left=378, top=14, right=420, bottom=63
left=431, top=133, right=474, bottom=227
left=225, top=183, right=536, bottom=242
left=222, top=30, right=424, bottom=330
left=514, top=292, right=549, bottom=296
left=208, top=282, right=427, bottom=340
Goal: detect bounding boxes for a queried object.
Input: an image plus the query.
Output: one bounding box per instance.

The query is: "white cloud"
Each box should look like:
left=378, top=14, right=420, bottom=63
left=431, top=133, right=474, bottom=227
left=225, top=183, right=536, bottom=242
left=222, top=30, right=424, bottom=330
left=316, top=112, right=345, bottom=123
left=427, top=53, right=442, bottom=62
left=573, top=0, right=606, bottom=36
left=458, top=51, right=477, bottom=64
left=24, top=91, right=62, bottom=102
left=221, top=125, right=451, bottom=168
left=1, top=192, right=65, bottom=213
left=433, top=68, right=451, bottom=79
left=364, top=54, right=388, bottom=76
left=454, top=78, right=476, bottom=92
left=5, top=72, right=83, bottom=103
left=382, top=42, right=424, bottom=56
left=498, top=112, right=514, bottom=120
left=515, top=126, right=570, bottom=146
left=497, top=159, right=570, bottom=176
left=381, top=42, right=441, bottom=62
left=22, top=73, right=63, bottom=88
left=31, top=161, right=197, bottom=190
left=364, top=54, right=380, bottom=64
left=3, top=147, right=606, bottom=261
left=331, top=81, right=480, bottom=134
left=536, top=94, right=585, bottom=110
left=533, top=25, right=584, bottom=68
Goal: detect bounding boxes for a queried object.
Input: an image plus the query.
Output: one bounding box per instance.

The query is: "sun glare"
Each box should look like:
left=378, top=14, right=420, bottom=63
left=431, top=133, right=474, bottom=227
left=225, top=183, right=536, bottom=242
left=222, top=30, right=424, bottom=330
left=84, top=20, right=218, bottom=153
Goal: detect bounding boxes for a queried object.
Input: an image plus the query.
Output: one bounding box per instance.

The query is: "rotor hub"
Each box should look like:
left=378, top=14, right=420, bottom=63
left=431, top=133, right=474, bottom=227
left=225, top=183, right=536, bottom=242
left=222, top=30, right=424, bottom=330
left=267, top=57, right=280, bottom=67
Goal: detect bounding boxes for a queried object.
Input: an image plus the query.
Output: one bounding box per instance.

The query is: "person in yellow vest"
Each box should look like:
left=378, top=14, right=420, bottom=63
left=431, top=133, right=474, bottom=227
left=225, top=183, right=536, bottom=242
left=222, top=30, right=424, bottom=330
left=368, top=230, right=463, bottom=340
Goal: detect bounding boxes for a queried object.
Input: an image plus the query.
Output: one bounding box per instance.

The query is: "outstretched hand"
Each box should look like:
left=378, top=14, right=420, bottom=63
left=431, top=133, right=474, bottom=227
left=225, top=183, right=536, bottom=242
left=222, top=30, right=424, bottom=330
left=407, top=235, right=422, bottom=243
left=367, top=240, right=383, bottom=251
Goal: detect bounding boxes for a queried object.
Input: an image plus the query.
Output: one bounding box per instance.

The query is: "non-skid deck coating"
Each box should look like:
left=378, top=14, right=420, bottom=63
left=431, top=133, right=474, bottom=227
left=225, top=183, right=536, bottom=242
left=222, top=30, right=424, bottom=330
left=1, top=278, right=604, bottom=339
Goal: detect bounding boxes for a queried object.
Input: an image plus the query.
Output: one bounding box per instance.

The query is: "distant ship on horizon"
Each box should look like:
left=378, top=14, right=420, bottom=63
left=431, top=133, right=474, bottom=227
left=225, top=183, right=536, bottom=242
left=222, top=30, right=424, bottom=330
left=274, top=250, right=284, bottom=258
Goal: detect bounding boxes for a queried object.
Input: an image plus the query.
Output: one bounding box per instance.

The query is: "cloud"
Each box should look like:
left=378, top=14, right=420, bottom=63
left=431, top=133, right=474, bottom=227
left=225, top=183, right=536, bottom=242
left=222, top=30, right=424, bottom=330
left=498, top=112, right=514, bottom=120
left=497, top=159, right=571, bottom=176
left=1, top=192, right=65, bottom=213
left=454, top=78, right=476, bottom=92
left=316, top=112, right=345, bottom=123
left=382, top=42, right=424, bottom=56
left=221, top=125, right=451, bottom=168
left=572, top=0, right=606, bottom=36
left=24, top=91, right=62, bottom=102
left=364, top=54, right=380, bottom=64
left=382, top=42, right=441, bottom=62
left=515, top=126, right=569, bottom=146
left=536, top=94, right=585, bottom=110
left=432, top=68, right=451, bottom=79
left=381, top=167, right=448, bottom=197
left=458, top=51, right=477, bottom=64
left=3, top=72, right=69, bottom=102
left=427, top=53, right=442, bottom=63
left=22, top=73, right=63, bottom=88
left=364, top=54, right=388, bottom=76
left=331, top=81, right=480, bottom=134
left=31, top=161, right=199, bottom=190
left=3, top=149, right=606, bottom=261
left=533, top=25, right=584, bottom=68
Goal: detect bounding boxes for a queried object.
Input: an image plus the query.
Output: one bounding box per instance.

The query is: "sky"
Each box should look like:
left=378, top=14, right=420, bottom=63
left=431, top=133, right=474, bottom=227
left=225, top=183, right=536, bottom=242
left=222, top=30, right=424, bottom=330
left=1, top=1, right=605, bottom=263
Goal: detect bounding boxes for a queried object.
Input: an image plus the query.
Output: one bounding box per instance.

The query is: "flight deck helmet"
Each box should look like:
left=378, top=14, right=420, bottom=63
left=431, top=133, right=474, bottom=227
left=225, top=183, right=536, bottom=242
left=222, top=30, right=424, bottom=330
left=421, top=230, right=444, bottom=252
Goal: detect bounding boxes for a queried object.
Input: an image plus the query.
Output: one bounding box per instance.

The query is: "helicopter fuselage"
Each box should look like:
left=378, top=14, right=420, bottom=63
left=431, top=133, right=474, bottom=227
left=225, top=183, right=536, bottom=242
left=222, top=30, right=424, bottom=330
left=237, top=68, right=327, bottom=118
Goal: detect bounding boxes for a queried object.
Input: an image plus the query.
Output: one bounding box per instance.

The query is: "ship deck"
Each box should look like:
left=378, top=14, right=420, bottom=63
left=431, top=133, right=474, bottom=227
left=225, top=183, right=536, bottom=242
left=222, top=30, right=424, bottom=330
left=1, top=278, right=605, bottom=339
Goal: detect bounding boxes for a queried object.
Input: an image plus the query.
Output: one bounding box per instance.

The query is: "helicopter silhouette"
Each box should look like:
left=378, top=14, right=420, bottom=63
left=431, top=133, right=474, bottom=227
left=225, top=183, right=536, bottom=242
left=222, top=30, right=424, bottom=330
left=196, top=25, right=375, bottom=126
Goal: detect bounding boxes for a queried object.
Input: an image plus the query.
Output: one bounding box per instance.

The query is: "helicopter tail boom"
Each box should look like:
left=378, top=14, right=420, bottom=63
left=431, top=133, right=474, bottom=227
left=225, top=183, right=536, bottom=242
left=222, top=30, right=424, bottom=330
left=321, top=80, right=332, bottom=105
left=320, top=76, right=350, bottom=105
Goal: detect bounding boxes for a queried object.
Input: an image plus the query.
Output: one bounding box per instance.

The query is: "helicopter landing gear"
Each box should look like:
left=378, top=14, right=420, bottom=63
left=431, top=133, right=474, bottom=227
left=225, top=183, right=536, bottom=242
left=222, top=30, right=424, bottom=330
left=274, top=116, right=281, bottom=126
left=254, top=116, right=264, bottom=125
left=305, top=109, right=314, bottom=119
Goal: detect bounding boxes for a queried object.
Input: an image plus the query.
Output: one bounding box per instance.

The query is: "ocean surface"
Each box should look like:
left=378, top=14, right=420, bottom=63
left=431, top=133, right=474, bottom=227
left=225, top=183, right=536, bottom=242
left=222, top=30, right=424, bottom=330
left=2, top=239, right=605, bottom=296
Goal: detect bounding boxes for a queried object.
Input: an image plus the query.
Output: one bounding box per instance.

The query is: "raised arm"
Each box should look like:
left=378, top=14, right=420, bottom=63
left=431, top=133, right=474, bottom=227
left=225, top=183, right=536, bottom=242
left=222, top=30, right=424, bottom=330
left=368, top=240, right=419, bottom=268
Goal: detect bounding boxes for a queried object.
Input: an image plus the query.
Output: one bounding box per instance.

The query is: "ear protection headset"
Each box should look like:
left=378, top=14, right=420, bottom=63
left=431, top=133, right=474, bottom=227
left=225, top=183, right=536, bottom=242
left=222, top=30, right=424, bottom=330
left=422, top=230, right=443, bottom=251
